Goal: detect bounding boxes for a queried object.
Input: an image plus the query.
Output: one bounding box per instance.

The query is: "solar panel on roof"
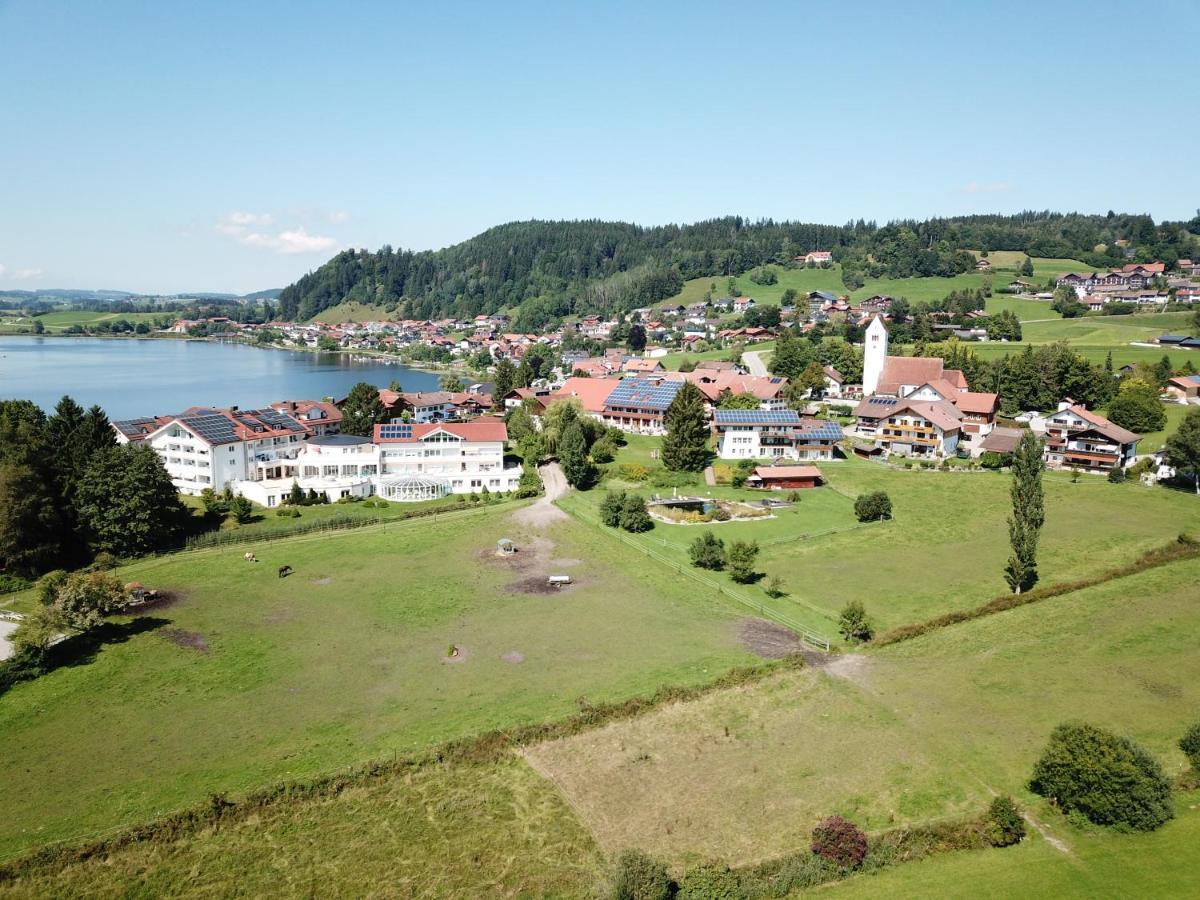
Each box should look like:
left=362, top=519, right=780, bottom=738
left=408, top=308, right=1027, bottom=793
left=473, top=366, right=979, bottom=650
left=379, top=424, right=414, bottom=439
left=605, top=379, right=682, bottom=410
left=714, top=409, right=800, bottom=425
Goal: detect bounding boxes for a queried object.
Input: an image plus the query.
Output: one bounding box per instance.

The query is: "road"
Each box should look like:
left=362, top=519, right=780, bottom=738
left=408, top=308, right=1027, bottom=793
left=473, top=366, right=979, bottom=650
left=743, top=348, right=770, bottom=376
left=510, top=462, right=568, bottom=528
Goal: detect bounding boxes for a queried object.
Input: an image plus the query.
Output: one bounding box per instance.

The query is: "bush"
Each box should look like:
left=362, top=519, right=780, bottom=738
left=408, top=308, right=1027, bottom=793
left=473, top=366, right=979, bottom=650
left=986, top=796, right=1026, bottom=847
left=275, top=506, right=301, bottom=518
left=838, top=600, right=874, bottom=643
left=229, top=495, right=254, bottom=524
left=1029, top=722, right=1174, bottom=831
left=616, top=463, right=651, bottom=482
left=730, top=470, right=749, bottom=488
left=711, top=506, right=732, bottom=522
left=618, top=495, right=653, bottom=533
left=1107, top=466, right=1126, bottom=484
left=765, top=575, right=786, bottom=598
left=600, top=490, right=627, bottom=528
left=611, top=849, right=671, bottom=900
left=88, top=551, right=119, bottom=571
left=979, top=451, right=1007, bottom=470
left=0, top=573, right=31, bottom=595
left=375, top=499, right=388, bottom=508
left=811, top=815, right=868, bottom=870
left=689, top=531, right=726, bottom=570
left=854, top=491, right=892, bottom=522
left=677, top=863, right=743, bottom=899
left=1180, top=723, right=1200, bottom=771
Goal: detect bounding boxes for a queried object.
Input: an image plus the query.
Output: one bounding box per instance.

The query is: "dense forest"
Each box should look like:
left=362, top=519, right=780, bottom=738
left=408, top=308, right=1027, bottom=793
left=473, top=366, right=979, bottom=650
left=278, top=211, right=1200, bottom=329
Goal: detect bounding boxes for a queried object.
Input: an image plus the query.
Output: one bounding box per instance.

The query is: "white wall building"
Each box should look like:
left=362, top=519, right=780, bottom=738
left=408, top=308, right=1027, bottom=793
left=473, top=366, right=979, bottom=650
left=862, top=315, right=888, bottom=396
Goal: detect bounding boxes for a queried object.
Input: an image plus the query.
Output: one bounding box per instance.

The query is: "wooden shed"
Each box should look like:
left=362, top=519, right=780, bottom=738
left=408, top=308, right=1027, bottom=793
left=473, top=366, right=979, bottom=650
left=746, top=465, right=823, bottom=490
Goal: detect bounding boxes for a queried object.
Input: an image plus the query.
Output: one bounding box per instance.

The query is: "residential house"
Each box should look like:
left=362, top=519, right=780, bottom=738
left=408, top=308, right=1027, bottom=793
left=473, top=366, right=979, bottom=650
left=799, top=250, right=833, bottom=265
left=550, top=376, right=622, bottom=422
left=974, top=257, right=992, bottom=271
left=851, top=396, right=963, bottom=458
left=601, top=377, right=683, bottom=434
left=666, top=371, right=789, bottom=412
left=713, top=409, right=842, bottom=461
left=270, top=400, right=342, bottom=436
left=1043, top=404, right=1140, bottom=473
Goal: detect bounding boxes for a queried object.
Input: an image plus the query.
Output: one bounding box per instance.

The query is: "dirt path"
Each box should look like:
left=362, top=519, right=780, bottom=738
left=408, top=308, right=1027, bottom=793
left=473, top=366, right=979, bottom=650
left=509, top=462, right=569, bottom=528
left=743, top=349, right=769, bottom=376
left=703, top=465, right=716, bottom=486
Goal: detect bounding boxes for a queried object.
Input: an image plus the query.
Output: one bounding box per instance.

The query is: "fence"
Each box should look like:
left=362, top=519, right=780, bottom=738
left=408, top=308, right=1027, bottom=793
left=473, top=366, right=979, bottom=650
left=568, top=506, right=832, bottom=651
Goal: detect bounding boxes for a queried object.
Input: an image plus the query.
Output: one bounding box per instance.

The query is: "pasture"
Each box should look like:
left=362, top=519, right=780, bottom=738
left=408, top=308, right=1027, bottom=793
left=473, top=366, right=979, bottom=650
left=0, top=502, right=758, bottom=858
left=525, top=555, right=1200, bottom=866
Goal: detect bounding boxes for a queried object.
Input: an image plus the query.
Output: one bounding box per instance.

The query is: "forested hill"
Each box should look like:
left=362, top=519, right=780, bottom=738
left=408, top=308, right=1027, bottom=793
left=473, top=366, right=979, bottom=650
left=278, top=212, right=1200, bottom=329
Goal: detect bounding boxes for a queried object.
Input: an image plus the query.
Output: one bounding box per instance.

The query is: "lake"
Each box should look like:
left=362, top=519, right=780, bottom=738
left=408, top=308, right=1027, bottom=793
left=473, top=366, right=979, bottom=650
left=0, top=336, right=442, bottom=420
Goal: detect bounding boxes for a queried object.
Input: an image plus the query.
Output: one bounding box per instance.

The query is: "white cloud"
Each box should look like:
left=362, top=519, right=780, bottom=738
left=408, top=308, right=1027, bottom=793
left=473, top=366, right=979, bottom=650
left=239, top=227, right=338, bottom=255
left=963, top=181, right=1013, bottom=194
left=0, top=263, right=43, bottom=281
left=215, top=211, right=338, bottom=255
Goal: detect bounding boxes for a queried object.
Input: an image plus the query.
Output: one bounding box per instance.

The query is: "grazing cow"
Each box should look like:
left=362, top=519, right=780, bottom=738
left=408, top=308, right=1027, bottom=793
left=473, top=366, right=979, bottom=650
left=278, top=565, right=293, bottom=578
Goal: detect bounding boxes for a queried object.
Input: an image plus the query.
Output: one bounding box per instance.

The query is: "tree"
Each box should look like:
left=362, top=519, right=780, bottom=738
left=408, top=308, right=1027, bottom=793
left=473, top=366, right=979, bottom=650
left=627, top=323, right=646, bottom=352
left=1029, top=722, right=1174, bottom=831
left=317, top=335, right=340, bottom=352
left=853, top=491, right=892, bottom=522
left=74, top=445, right=186, bottom=557
left=1179, top=722, right=1200, bottom=771
left=32, top=318, right=45, bottom=334
left=612, top=850, right=671, bottom=900
left=45, top=570, right=129, bottom=631
left=811, top=816, right=867, bottom=870
left=558, top=420, right=594, bottom=488
left=1004, top=430, right=1044, bottom=594
left=726, top=540, right=759, bottom=583
left=838, top=601, right=874, bottom=643
left=11, top=602, right=65, bottom=657
left=795, top=361, right=828, bottom=397
left=340, top=382, right=388, bottom=435
left=1165, top=408, right=1200, bottom=494
left=661, top=382, right=709, bottom=472
left=618, top=494, right=653, bottom=532
left=492, top=358, right=517, bottom=409
left=1020, top=256, right=1034, bottom=277
left=287, top=480, right=306, bottom=506
left=600, top=490, right=626, bottom=527
left=0, top=461, right=64, bottom=577
left=688, top=531, right=726, bottom=570
left=229, top=495, right=254, bottom=524
left=514, top=462, right=542, bottom=498
left=440, top=373, right=465, bottom=392
left=1107, top=379, right=1166, bottom=434
left=718, top=391, right=760, bottom=410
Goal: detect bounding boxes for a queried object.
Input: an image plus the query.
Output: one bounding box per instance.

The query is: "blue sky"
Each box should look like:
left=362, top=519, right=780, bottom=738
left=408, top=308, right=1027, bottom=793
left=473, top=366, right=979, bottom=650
left=1, top=0, right=1196, bottom=294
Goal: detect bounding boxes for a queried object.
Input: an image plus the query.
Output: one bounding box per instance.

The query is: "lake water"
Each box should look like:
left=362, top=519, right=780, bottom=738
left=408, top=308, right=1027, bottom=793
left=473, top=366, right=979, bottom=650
left=0, top=337, right=442, bottom=420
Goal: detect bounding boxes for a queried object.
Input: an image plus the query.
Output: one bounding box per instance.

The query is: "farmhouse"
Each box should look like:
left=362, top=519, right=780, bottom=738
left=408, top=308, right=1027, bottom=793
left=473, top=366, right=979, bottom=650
left=601, top=377, right=683, bottom=434
left=798, top=250, right=833, bottom=265
left=713, top=409, right=843, bottom=460
left=851, top=396, right=962, bottom=458
left=1043, top=404, right=1140, bottom=473
left=745, top=465, right=823, bottom=490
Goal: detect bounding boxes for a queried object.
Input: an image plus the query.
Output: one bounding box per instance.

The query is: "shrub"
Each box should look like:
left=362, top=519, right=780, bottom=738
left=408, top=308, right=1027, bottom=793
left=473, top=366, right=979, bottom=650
left=838, top=601, right=874, bottom=643
left=275, top=506, right=299, bottom=518
left=765, top=575, right=786, bottom=598
left=979, top=451, right=1006, bottom=470
left=711, top=506, right=732, bottom=522
left=616, top=463, right=651, bottom=482
left=811, top=815, right=868, bottom=870
left=854, top=491, right=892, bottom=522
left=611, top=849, right=671, bottom=900
left=0, top=573, right=31, bottom=595
left=88, top=551, right=119, bottom=571
left=731, top=470, right=749, bottom=488
left=677, top=863, right=742, bottom=899
left=689, top=531, right=726, bottom=570
left=1029, top=722, right=1174, bottom=831
left=374, top=499, right=388, bottom=508
left=229, top=495, right=254, bottom=524
left=600, top=490, right=627, bottom=528
left=1107, top=466, right=1126, bottom=484
left=1179, top=723, right=1200, bottom=771
left=986, top=796, right=1026, bottom=847
left=619, top=495, right=653, bottom=533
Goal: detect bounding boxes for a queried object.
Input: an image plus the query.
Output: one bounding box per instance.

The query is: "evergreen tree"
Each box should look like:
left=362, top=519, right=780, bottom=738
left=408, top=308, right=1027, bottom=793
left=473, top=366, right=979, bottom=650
left=618, top=494, right=652, bottom=532
left=287, top=480, right=306, bottom=505
left=340, top=382, right=388, bottom=435
left=661, top=382, right=709, bottom=472
left=0, top=461, right=64, bottom=577
left=492, top=358, right=517, bottom=409
left=1020, top=256, right=1034, bottom=277
left=1004, top=430, right=1045, bottom=594
left=558, top=420, right=594, bottom=488
left=627, top=323, right=646, bottom=352
left=600, top=490, right=626, bottom=527
left=727, top=540, right=760, bottom=583
left=74, top=444, right=187, bottom=557
left=688, top=531, right=726, bottom=570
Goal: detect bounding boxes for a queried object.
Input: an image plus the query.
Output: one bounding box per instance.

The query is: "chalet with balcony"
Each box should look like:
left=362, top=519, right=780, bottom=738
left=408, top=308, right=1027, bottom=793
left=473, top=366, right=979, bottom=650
left=713, top=409, right=842, bottom=461
left=852, top=397, right=963, bottom=458
left=1043, top=404, right=1140, bottom=473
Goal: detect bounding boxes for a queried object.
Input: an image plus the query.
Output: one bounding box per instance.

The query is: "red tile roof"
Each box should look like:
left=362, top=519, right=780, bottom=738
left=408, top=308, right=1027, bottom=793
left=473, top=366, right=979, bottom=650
left=550, top=377, right=621, bottom=414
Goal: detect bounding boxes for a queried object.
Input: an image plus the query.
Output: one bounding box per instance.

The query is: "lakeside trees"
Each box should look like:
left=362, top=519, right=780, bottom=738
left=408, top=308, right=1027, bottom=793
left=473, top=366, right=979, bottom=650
left=0, top=397, right=183, bottom=577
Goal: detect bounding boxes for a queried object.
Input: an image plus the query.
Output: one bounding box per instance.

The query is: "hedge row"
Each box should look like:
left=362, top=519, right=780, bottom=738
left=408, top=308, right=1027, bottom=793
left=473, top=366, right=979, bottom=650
left=0, top=654, right=805, bottom=879
left=873, top=534, right=1200, bottom=647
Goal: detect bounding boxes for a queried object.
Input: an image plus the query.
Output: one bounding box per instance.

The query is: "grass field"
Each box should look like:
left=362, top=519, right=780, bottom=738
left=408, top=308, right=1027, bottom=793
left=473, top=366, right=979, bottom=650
left=525, top=555, right=1200, bottom=867
left=0, top=503, right=759, bottom=858
left=575, top=444, right=1200, bottom=635
left=659, top=341, right=775, bottom=371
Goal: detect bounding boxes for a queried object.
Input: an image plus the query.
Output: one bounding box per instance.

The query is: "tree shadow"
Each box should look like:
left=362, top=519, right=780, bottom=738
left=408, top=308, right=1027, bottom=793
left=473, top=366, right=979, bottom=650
left=1, top=617, right=171, bottom=699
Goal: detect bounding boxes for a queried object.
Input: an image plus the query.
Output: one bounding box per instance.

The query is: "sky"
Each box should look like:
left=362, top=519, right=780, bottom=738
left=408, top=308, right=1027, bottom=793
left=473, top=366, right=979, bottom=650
left=1, top=0, right=1197, bottom=295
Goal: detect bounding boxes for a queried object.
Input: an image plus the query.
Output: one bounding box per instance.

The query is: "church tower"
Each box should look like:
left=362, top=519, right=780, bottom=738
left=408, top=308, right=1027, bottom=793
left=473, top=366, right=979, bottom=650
left=862, top=314, right=889, bottom=396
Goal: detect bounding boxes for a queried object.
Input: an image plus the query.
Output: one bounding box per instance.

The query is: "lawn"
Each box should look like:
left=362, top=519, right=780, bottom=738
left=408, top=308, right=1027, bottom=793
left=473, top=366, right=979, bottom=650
left=659, top=341, right=775, bottom=372
left=524, top=555, right=1200, bottom=867
left=0, top=502, right=759, bottom=858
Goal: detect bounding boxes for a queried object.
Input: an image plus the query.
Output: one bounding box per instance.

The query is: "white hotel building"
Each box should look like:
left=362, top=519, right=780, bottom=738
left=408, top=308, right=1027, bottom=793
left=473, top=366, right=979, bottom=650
left=113, top=408, right=520, bottom=506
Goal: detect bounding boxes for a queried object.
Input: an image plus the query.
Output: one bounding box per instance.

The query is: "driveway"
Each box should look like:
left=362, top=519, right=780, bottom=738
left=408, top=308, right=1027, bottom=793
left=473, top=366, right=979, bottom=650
left=743, top=349, right=769, bottom=376
left=510, top=462, right=569, bottom=528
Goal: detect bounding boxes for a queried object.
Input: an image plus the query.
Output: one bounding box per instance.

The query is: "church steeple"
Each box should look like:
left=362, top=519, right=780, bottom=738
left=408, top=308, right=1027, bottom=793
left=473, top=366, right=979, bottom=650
left=862, top=314, right=889, bottom=396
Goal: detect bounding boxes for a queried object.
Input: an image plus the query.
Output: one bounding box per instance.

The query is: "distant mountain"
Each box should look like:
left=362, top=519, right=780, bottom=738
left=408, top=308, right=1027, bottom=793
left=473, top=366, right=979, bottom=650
left=0, top=288, right=136, bottom=302
left=242, top=288, right=283, bottom=301
left=0, top=288, right=282, bottom=304
left=277, top=212, right=1198, bottom=330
